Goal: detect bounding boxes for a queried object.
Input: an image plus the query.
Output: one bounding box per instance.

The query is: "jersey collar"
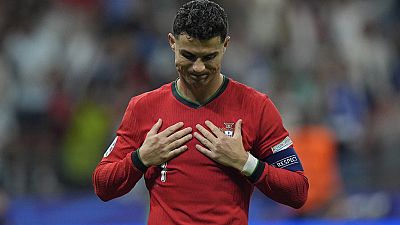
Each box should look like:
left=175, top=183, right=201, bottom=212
left=172, top=75, right=229, bottom=109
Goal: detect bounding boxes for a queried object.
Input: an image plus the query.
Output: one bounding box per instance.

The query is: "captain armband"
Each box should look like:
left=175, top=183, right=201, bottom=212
left=264, top=147, right=304, bottom=172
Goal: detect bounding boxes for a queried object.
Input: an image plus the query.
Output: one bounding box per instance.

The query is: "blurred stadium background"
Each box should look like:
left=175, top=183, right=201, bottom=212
left=0, top=0, right=400, bottom=224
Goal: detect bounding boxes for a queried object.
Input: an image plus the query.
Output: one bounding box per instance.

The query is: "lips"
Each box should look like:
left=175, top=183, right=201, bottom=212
left=190, top=73, right=208, bottom=80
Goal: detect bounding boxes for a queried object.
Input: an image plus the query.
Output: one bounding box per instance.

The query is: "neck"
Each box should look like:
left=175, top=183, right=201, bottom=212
left=177, top=74, right=224, bottom=105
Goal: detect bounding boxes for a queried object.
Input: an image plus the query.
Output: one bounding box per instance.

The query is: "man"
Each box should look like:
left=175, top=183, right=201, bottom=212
left=93, top=1, right=308, bottom=224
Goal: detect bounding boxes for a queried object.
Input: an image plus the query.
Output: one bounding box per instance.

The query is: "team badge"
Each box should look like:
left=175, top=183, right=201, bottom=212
left=221, top=122, right=235, bottom=137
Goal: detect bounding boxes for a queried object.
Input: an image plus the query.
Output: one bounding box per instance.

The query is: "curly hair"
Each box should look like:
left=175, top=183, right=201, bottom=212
left=172, top=0, right=228, bottom=42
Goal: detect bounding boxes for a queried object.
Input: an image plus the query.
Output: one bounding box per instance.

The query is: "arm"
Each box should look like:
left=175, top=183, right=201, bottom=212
left=256, top=165, right=308, bottom=209
left=194, top=97, right=308, bottom=208
left=250, top=97, right=308, bottom=208
left=247, top=148, right=309, bottom=209
left=92, top=97, right=145, bottom=201
left=93, top=148, right=144, bottom=201
left=93, top=98, right=192, bottom=201
left=194, top=120, right=308, bottom=209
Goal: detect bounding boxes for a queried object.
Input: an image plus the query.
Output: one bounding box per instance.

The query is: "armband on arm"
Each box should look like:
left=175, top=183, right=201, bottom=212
left=241, top=147, right=304, bottom=183
left=263, top=147, right=304, bottom=172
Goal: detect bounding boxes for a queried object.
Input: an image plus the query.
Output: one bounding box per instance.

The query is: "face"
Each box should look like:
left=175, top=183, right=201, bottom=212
left=169, top=33, right=229, bottom=88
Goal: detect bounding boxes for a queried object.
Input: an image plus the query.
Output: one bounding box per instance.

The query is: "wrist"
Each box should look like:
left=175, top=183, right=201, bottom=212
left=241, top=153, right=259, bottom=176
left=131, top=148, right=148, bottom=173
left=137, top=148, right=149, bottom=166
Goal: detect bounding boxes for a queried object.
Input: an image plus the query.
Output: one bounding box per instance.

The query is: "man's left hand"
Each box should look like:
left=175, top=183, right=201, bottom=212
left=194, top=119, right=248, bottom=171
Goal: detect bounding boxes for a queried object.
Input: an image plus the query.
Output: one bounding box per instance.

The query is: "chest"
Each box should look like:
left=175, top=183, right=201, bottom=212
left=142, top=103, right=256, bottom=188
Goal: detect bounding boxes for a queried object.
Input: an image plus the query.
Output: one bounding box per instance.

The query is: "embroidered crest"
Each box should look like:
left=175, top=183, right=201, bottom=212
left=221, top=122, right=235, bottom=137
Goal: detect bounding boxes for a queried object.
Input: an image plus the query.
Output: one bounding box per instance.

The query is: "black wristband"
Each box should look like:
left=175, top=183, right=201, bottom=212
left=247, top=161, right=265, bottom=183
left=131, top=149, right=148, bottom=173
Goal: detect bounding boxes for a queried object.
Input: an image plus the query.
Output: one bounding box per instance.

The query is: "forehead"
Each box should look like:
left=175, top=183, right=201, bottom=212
left=175, top=34, right=223, bottom=53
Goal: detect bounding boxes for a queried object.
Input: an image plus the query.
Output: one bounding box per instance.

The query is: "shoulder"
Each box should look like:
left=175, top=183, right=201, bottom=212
left=227, top=78, right=272, bottom=104
left=127, top=83, right=172, bottom=110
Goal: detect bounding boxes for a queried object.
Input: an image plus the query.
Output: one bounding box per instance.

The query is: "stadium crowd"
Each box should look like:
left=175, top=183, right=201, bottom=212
left=0, top=0, right=399, bottom=222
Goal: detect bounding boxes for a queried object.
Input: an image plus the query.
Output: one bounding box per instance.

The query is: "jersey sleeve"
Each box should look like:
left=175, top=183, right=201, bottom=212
left=253, top=97, right=290, bottom=159
left=92, top=96, right=147, bottom=201
left=249, top=96, right=309, bottom=208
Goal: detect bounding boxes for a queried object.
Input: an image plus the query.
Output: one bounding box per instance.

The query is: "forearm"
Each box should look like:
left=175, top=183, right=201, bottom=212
left=93, top=152, right=144, bottom=201
left=254, top=163, right=309, bottom=209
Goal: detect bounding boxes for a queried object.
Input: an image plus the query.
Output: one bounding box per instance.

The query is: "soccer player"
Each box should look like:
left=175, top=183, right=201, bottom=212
left=93, top=1, right=309, bottom=224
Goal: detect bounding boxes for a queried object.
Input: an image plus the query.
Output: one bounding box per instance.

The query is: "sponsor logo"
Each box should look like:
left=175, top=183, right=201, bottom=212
left=271, top=136, right=293, bottom=154
left=104, top=136, right=118, bottom=157
left=273, top=155, right=299, bottom=168
left=221, top=122, right=235, bottom=137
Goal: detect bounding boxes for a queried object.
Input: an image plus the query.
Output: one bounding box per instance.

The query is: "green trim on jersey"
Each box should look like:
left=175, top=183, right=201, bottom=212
left=172, top=75, right=229, bottom=109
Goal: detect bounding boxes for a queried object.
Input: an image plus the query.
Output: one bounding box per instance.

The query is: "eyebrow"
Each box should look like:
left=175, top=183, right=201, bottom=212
left=180, top=49, right=219, bottom=57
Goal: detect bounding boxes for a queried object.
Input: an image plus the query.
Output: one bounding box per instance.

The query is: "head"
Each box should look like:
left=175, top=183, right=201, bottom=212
left=168, top=0, right=230, bottom=87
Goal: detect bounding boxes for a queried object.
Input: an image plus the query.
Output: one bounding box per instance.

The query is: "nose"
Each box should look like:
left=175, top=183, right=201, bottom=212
left=192, top=59, right=205, bottom=73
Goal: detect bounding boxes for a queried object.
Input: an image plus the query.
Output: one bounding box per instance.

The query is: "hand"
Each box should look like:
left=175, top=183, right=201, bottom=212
left=194, top=119, right=248, bottom=171
left=139, top=119, right=192, bottom=166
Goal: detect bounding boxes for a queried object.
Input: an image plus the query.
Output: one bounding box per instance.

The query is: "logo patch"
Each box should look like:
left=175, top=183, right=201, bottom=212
left=271, top=136, right=293, bottom=154
left=104, top=136, right=118, bottom=157
left=273, top=155, right=299, bottom=169
left=221, top=122, right=235, bottom=137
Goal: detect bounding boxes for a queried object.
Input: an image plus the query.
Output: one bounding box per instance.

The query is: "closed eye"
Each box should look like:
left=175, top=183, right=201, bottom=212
left=181, top=51, right=197, bottom=61
left=202, top=53, right=217, bottom=61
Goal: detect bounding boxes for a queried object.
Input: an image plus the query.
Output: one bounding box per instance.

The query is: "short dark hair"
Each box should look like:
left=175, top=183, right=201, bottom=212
left=172, top=0, right=228, bottom=42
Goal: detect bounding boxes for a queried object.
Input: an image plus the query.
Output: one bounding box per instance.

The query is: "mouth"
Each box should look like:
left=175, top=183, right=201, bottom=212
left=189, top=73, right=208, bottom=80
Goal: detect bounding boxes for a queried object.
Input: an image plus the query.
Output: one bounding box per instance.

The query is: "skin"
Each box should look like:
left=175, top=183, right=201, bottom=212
left=168, top=33, right=228, bottom=105
left=139, top=33, right=248, bottom=172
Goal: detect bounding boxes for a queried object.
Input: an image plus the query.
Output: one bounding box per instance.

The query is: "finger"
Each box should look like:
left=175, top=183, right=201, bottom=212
left=196, top=124, right=218, bottom=143
left=160, top=122, right=184, bottom=137
left=167, top=127, right=192, bottom=142
left=205, top=120, right=224, bottom=138
left=195, top=144, right=214, bottom=158
left=233, top=119, right=242, bottom=138
left=167, top=133, right=193, bottom=150
left=147, top=119, right=162, bottom=136
left=193, top=132, right=213, bottom=149
left=168, top=145, right=188, bottom=159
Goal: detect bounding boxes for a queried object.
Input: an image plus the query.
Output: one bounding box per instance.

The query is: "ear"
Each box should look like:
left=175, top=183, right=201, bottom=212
left=223, top=36, right=230, bottom=53
left=168, top=33, right=176, bottom=52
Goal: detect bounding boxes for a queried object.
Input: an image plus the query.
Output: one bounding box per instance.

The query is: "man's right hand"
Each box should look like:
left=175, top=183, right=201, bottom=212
left=138, top=119, right=192, bottom=166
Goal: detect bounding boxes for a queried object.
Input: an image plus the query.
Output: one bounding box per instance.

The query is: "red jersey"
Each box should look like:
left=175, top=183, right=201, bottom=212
left=93, top=76, right=308, bottom=225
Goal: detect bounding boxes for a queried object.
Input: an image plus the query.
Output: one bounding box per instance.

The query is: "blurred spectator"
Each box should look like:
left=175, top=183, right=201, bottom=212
left=0, top=55, right=17, bottom=192
left=292, top=122, right=342, bottom=217
left=61, top=80, right=112, bottom=189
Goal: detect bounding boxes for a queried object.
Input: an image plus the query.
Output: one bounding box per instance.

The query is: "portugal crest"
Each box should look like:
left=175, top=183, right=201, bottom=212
left=221, top=122, right=235, bottom=137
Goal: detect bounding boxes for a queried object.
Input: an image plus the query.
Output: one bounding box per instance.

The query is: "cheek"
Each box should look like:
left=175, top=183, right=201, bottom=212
left=209, top=62, right=220, bottom=72
left=175, top=57, right=190, bottom=71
